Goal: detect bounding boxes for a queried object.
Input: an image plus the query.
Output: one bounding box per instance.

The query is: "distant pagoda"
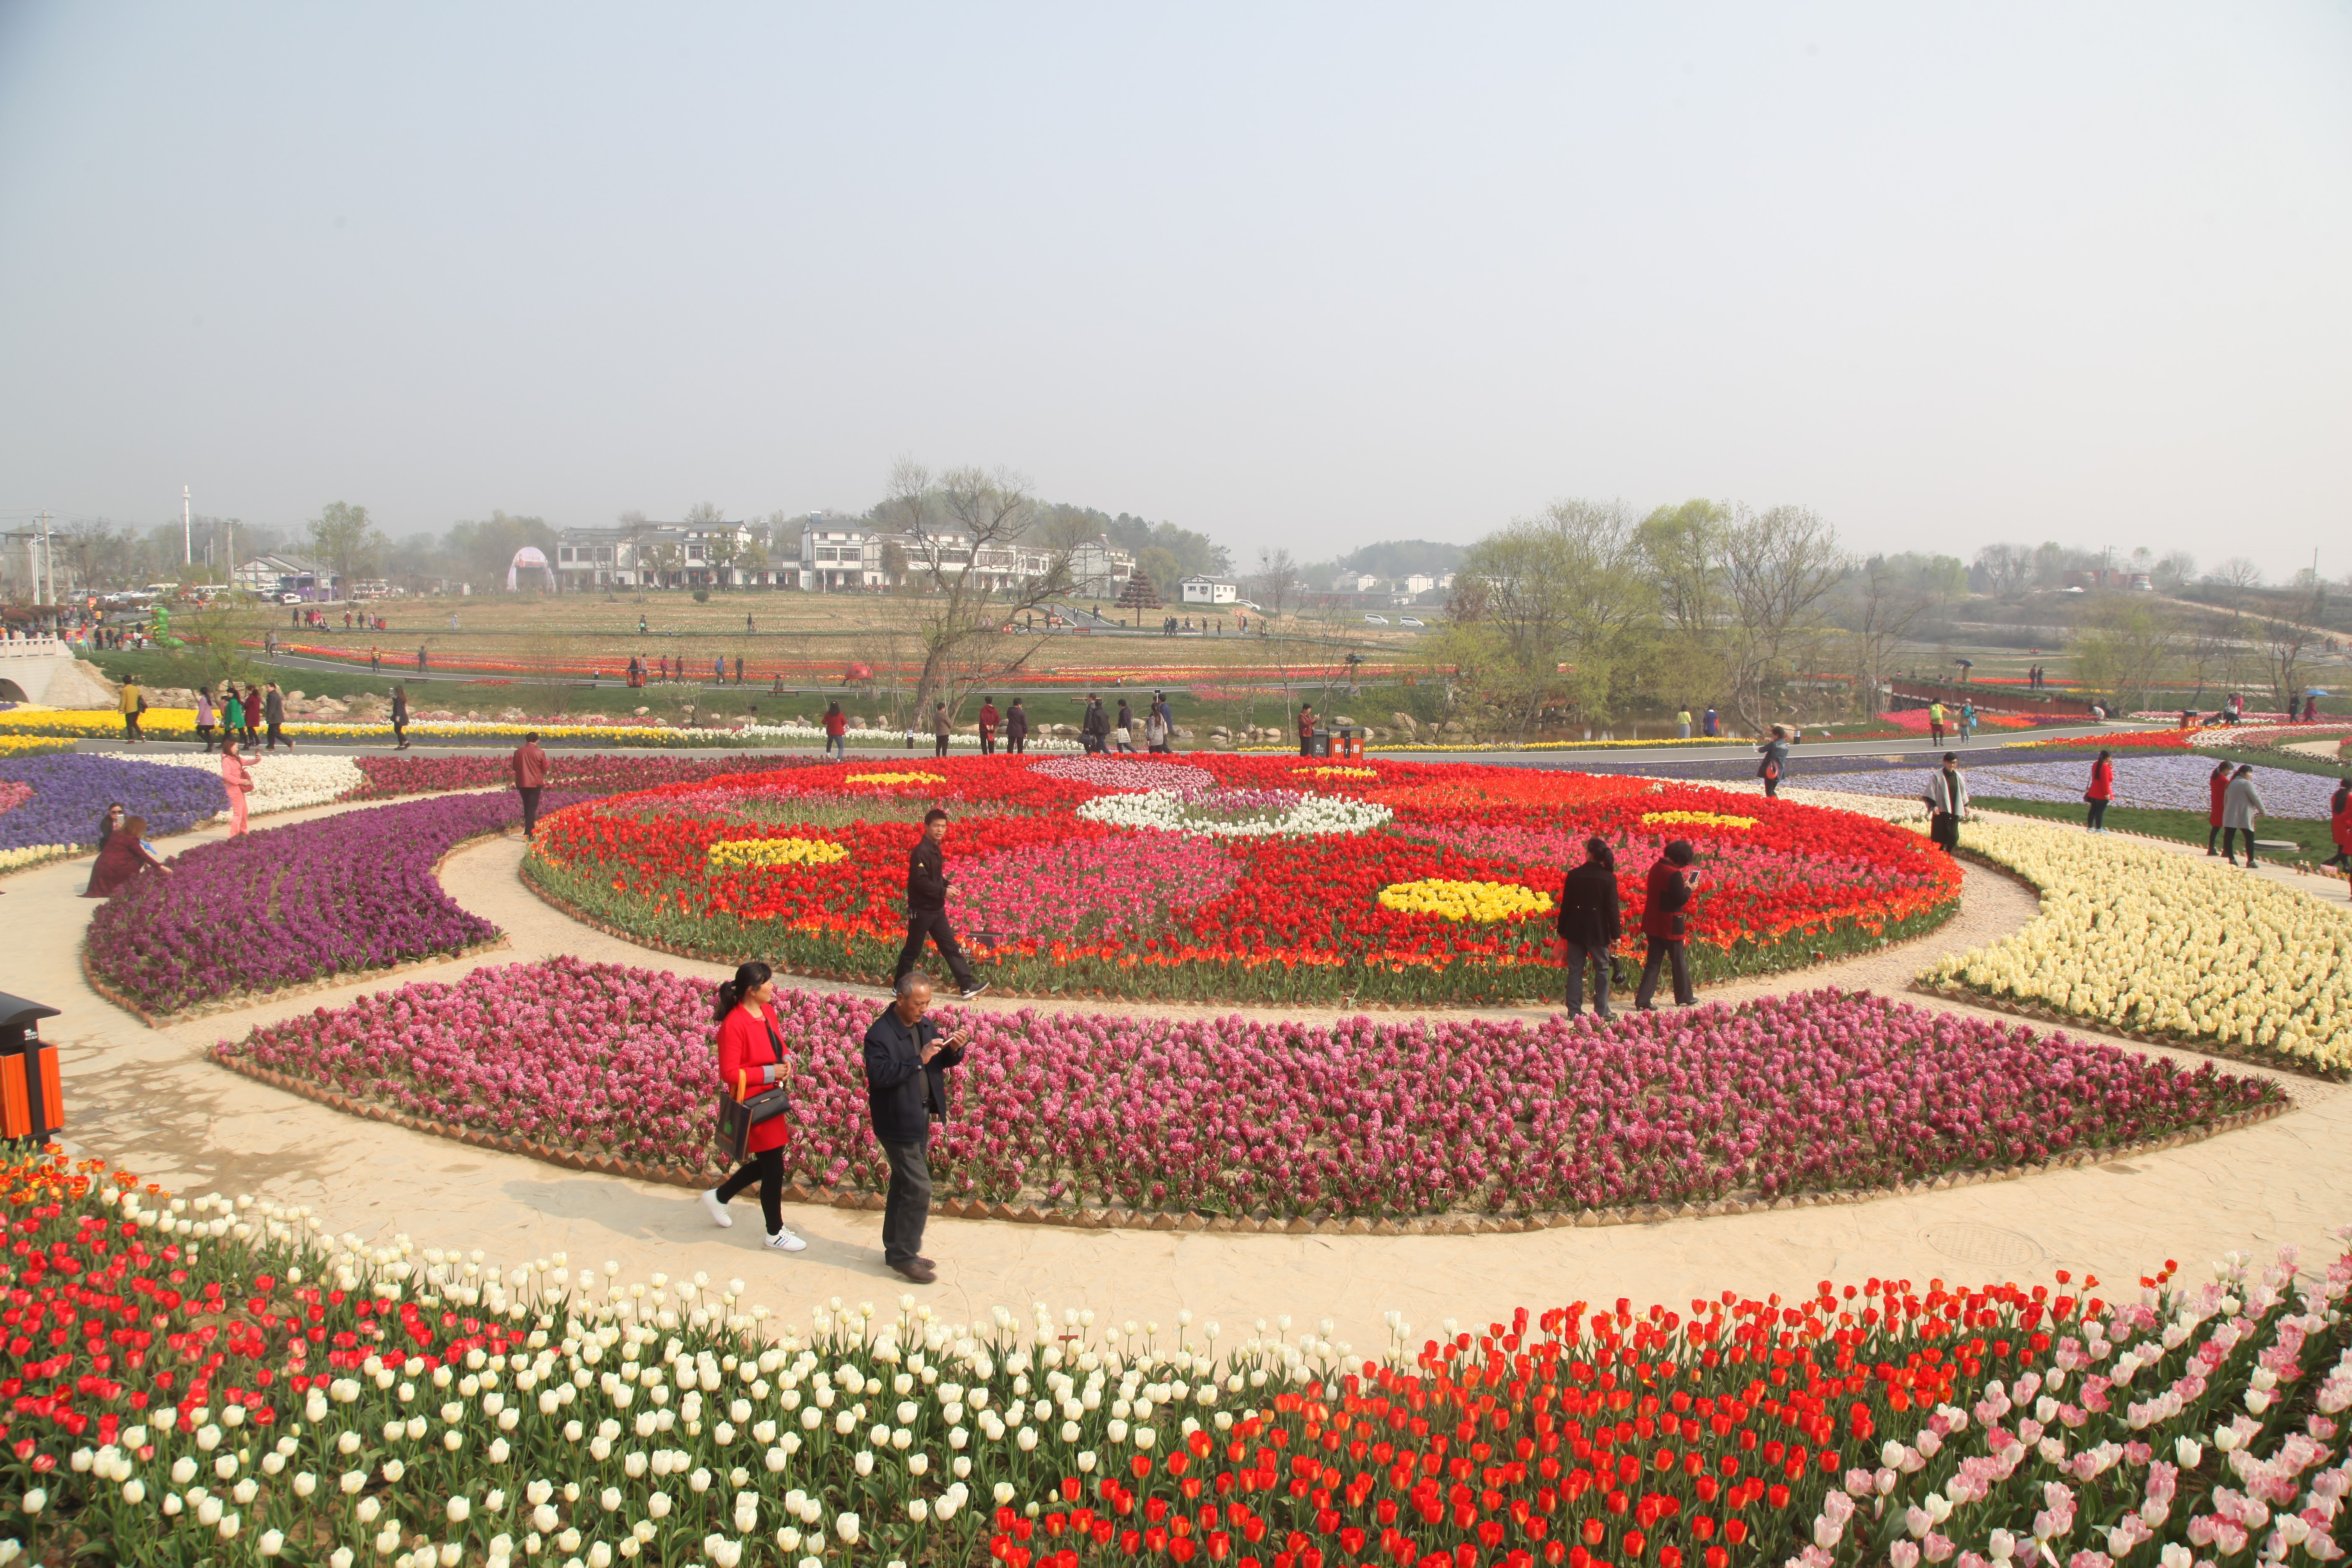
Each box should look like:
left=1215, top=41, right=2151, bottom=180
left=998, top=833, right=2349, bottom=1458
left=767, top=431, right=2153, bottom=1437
left=1115, top=570, right=1161, bottom=611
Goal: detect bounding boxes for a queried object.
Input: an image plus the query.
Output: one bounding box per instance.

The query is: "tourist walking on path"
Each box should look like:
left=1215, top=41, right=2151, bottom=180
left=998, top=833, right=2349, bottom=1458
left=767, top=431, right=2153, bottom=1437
left=1006, top=699, right=1029, bottom=755
left=1959, top=701, right=1976, bottom=745
left=823, top=701, right=847, bottom=761
left=1927, top=701, right=1946, bottom=746
left=701, top=962, right=807, bottom=1253
left=390, top=684, right=410, bottom=750
left=222, top=687, right=245, bottom=750
left=1924, top=753, right=1969, bottom=854
left=1756, top=725, right=1790, bottom=800
left=932, top=703, right=952, bottom=758
left=2222, top=764, right=2266, bottom=866
left=221, top=739, right=253, bottom=836
left=119, top=676, right=144, bottom=743
left=1144, top=703, right=1170, bottom=755
left=1152, top=693, right=1173, bottom=750
left=1298, top=704, right=1317, bottom=757
left=2327, top=778, right=2352, bottom=872
left=417, top=646, right=428, bottom=673
left=861, top=974, right=973, bottom=1285
left=1634, top=841, right=1700, bottom=1010
left=1555, top=837, right=1622, bottom=1019
left=892, top=808, right=986, bottom=1000
left=511, top=732, right=549, bottom=838
left=977, top=696, right=998, bottom=756
left=83, top=815, right=170, bottom=899
left=2207, top=758, right=2233, bottom=854
left=194, top=688, right=217, bottom=752
left=263, top=683, right=291, bottom=750
left=1114, top=699, right=1135, bottom=753
left=1676, top=706, right=1692, bottom=740
left=2084, top=750, right=2114, bottom=833
left=1082, top=695, right=1111, bottom=755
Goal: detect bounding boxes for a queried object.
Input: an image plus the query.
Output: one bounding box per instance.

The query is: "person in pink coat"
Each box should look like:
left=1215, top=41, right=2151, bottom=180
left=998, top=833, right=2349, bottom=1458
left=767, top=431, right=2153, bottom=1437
left=220, top=739, right=254, bottom=836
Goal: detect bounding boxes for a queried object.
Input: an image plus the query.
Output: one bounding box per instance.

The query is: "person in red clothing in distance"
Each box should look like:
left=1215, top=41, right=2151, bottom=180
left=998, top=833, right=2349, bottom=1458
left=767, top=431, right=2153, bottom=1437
left=977, top=695, right=1000, bottom=756
left=2328, top=777, right=2352, bottom=874
left=2083, top=748, right=2114, bottom=834
left=700, top=962, right=807, bottom=1253
left=1297, top=704, right=1316, bottom=757
left=823, top=700, right=848, bottom=762
left=1634, top=840, right=1701, bottom=1010
left=2207, top=757, right=2234, bottom=855
left=511, top=731, right=550, bottom=838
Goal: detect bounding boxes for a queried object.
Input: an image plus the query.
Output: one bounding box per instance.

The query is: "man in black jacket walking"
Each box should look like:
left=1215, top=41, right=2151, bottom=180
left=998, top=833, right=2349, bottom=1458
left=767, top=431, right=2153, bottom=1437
left=1555, top=837, right=1622, bottom=1019
left=861, top=975, right=972, bottom=1284
left=892, top=808, right=988, bottom=999
left=263, top=683, right=292, bottom=750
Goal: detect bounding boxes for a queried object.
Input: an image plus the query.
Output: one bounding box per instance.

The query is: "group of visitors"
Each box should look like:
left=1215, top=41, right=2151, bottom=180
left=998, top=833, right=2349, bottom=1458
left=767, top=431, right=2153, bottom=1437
left=188, top=681, right=291, bottom=752
left=1553, top=837, right=1700, bottom=1017
left=1917, top=747, right=2292, bottom=869
left=1922, top=700, right=1978, bottom=746
left=1671, top=705, right=1722, bottom=739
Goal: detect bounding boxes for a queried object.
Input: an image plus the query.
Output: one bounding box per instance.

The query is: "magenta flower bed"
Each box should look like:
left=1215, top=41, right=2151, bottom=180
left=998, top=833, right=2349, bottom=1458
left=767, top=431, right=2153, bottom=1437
left=214, top=960, right=2281, bottom=1217
left=342, top=752, right=829, bottom=801
left=87, top=791, right=584, bottom=1016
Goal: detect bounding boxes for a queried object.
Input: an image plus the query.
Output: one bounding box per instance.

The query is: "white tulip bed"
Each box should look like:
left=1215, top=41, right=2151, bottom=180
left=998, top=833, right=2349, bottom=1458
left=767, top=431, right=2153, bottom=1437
left=1918, top=818, right=2352, bottom=1071
left=146, top=753, right=371, bottom=816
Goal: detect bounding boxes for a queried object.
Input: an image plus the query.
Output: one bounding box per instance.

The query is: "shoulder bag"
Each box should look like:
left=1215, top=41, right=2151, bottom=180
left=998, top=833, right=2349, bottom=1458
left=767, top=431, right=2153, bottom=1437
left=714, top=1016, right=792, bottom=1163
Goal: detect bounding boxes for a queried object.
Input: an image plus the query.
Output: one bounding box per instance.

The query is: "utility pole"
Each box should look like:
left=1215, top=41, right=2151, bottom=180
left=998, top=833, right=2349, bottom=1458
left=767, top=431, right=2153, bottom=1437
left=183, top=485, right=192, bottom=566
left=36, top=511, right=52, bottom=606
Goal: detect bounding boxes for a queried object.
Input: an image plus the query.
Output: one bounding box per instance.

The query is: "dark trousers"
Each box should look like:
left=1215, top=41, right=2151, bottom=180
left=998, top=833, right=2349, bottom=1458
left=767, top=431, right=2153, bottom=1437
left=518, top=786, right=542, bottom=836
left=123, top=712, right=140, bottom=741
left=266, top=721, right=289, bottom=749
left=879, top=1137, right=933, bottom=1266
left=894, top=908, right=975, bottom=990
left=1929, top=722, right=1944, bottom=744
left=980, top=731, right=995, bottom=756
left=934, top=735, right=950, bottom=757
left=715, top=1146, right=785, bottom=1234
left=1008, top=734, right=1025, bottom=754
left=1563, top=941, right=1613, bottom=1017
left=1635, top=936, right=1694, bottom=1008
left=196, top=723, right=214, bottom=751
left=824, top=736, right=845, bottom=761
left=1299, top=738, right=1314, bottom=757
left=2223, top=827, right=2257, bottom=865
left=392, top=718, right=407, bottom=748
left=2086, top=799, right=2108, bottom=831
left=2208, top=822, right=2222, bottom=853
left=1762, top=773, right=1780, bottom=799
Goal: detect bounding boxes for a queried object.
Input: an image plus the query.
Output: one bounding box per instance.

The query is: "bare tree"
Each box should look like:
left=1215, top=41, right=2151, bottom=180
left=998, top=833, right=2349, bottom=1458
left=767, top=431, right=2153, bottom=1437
left=2212, top=557, right=2265, bottom=593
left=1844, top=557, right=1929, bottom=717
left=1249, top=547, right=1301, bottom=624
left=1722, top=505, right=1846, bottom=731
left=1973, top=542, right=2034, bottom=600
left=2071, top=597, right=2184, bottom=715
left=890, top=462, right=1074, bottom=721
left=2259, top=583, right=2328, bottom=713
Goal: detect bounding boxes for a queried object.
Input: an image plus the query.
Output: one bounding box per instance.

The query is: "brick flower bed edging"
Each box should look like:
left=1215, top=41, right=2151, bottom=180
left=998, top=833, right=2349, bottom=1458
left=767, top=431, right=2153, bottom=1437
left=205, top=1049, right=2292, bottom=1237
left=84, top=828, right=515, bottom=1031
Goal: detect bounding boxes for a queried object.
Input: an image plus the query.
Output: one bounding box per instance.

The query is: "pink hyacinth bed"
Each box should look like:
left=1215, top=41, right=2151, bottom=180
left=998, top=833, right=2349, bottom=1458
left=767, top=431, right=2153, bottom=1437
left=215, top=958, right=2281, bottom=1219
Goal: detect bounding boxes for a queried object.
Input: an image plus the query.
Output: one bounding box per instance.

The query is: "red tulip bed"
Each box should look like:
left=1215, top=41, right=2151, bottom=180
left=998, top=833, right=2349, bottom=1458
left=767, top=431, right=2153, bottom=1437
left=522, top=756, right=1962, bottom=1005
left=212, top=958, right=2277, bottom=1220
left=6, top=1148, right=2351, bottom=1568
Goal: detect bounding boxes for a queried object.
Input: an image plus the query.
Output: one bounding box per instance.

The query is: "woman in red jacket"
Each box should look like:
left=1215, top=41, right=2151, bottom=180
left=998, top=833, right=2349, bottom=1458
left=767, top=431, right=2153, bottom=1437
left=2084, top=750, right=2114, bottom=833
left=2330, top=778, right=2352, bottom=872
left=823, top=701, right=848, bottom=763
left=82, top=815, right=172, bottom=899
left=2207, top=758, right=2234, bottom=854
left=701, top=961, right=806, bottom=1253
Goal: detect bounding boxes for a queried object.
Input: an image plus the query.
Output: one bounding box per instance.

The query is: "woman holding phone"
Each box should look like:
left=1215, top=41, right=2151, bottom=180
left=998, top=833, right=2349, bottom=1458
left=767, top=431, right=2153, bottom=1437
left=701, top=961, right=808, bottom=1253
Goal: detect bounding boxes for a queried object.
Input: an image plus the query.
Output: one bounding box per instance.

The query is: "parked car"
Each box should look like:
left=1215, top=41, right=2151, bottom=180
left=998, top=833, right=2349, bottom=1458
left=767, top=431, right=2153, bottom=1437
left=1399, top=616, right=1425, bottom=627
left=1363, top=614, right=1390, bottom=625
left=280, top=592, right=305, bottom=604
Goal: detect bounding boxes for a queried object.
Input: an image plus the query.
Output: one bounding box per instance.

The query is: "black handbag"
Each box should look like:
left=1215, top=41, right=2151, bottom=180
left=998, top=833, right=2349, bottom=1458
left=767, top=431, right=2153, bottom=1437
left=714, top=1016, right=792, bottom=1163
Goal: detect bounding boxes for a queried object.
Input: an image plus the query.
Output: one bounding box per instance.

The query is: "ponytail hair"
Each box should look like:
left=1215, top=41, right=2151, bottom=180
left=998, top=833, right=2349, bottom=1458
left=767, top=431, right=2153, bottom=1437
left=1582, top=836, right=1615, bottom=873
left=714, top=960, right=774, bottom=1023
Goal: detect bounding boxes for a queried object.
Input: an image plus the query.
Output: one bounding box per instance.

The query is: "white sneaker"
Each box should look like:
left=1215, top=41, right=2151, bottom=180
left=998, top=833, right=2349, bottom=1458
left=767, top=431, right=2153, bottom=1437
left=700, top=1189, right=732, bottom=1228
left=764, top=1228, right=807, bottom=1253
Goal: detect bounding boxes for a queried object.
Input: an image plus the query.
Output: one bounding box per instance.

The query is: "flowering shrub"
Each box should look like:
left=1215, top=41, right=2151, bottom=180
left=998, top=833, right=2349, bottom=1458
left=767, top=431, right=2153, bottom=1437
left=0, top=753, right=229, bottom=875
left=1918, top=818, right=2352, bottom=1070
left=214, top=962, right=2275, bottom=1217
left=343, top=753, right=832, bottom=802
left=526, top=757, right=1960, bottom=1004
left=3, top=1149, right=2346, bottom=1568
left=83, top=792, right=589, bottom=1018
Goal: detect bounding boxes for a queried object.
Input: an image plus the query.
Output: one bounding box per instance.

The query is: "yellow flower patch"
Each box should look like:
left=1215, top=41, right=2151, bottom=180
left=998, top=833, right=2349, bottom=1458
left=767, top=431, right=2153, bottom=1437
left=707, top=837, right=850, bottom=870
left=1377, top=879, right=1554, bottom=923
left=1641, top=810, right=1756, bottom=830
left=0, top=735, right=73, bottom=757
left=842, top=771, right=947, bottom=787
left=1295, top=766, right=1381, bottom=780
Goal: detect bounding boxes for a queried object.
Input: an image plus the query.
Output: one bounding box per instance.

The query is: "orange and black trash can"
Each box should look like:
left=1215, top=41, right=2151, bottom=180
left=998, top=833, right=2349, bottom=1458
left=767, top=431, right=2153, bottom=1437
left=0, top=992, right=63, bottom=1144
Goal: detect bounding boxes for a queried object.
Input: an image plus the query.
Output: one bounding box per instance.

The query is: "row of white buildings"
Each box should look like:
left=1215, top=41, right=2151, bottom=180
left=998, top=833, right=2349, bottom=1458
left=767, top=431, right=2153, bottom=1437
left=551, top=515, right=1147, bottom=598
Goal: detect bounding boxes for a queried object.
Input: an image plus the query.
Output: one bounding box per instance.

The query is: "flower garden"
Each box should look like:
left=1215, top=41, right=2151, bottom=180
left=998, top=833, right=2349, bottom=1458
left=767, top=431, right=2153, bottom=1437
left=521, top=756, right=1962, bottom=1005
left=7, top=1150, right=2352, bottom=1568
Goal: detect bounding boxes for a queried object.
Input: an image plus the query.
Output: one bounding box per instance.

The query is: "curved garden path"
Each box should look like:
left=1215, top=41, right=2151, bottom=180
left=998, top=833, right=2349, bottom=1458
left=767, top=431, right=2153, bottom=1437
left=15, top=789, right=2347, bottom=1354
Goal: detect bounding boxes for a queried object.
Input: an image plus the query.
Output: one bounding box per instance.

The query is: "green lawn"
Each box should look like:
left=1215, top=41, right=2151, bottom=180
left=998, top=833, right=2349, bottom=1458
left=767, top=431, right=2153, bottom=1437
left=1973, top=795, right=2341, bottom=861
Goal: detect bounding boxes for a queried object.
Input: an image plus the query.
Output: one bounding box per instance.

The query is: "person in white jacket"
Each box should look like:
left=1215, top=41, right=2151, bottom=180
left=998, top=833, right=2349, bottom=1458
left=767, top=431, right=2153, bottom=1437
left=1924, top=752, right=1970, bottom=854
left=2221, top=765, right=2266, bottom=867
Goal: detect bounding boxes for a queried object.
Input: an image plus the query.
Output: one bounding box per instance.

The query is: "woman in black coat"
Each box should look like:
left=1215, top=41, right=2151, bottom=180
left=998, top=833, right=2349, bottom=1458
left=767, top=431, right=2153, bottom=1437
left=1555, top=837, right=1623, bottom=1019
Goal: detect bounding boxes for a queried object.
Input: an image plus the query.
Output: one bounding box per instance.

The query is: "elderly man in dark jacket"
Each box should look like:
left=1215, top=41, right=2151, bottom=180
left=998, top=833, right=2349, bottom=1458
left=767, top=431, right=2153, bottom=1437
left=1081, top=694, right=1111, bottom=754
left=892, top=808, right=987, bottom=999
left=1555, top=837, right=1622, bottom=1019
left=861, top=975, right=972, bottom=1284
left=1635, top=840, right=1701, bottom=1009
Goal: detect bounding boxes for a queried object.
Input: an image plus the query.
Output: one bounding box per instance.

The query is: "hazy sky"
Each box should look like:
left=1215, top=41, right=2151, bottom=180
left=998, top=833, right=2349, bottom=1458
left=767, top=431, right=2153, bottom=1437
left=1, top=3, right=2346, bottom=575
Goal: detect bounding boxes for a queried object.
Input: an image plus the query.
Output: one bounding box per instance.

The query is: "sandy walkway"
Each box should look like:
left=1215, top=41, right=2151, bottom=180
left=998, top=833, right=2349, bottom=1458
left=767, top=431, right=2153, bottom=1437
left=19, top=796, right=2347, bottom=1353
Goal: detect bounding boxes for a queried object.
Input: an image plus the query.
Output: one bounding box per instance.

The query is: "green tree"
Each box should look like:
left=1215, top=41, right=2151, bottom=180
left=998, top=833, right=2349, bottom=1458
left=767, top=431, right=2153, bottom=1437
left=2071, top=597, right=2183, bottom=714
left=1721, top=505, right=1845, bottom=731
left=307, top=501, right=389, bottom=596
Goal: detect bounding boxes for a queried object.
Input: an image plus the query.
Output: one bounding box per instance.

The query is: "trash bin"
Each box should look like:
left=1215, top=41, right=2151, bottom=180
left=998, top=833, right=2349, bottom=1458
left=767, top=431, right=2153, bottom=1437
left=1311, top=729, right=1333, bottom=757
left=1336, top=727, right=1364, bottom=759
left=0, top=991, right=63, bottom=1145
